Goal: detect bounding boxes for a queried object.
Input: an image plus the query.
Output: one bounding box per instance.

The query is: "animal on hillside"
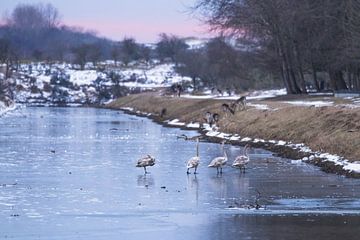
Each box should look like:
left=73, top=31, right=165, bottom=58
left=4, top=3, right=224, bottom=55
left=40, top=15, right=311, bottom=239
left=232, top=144, right=250, bottom=173
left=211, top=87, right=223, bottom=96
left=212, top=113, right=220, bottom=123
left=160, top=108, right=167, bottom=118
left=171, top=83, right=183, bottom=97
left=208, top=140, right=228, bottom=174
left=204, top=111, right=220, bottom=127
left=175, top=84, right=183, bottom=97
left=221, top=103, right=235, bottom=117
left=230, top=96, right=247, bottom=112
left=186, top=138, right=200, bottom=174
left=235, top=96, right=247, bottom=111
left=136, top=155, right=156, bottom=174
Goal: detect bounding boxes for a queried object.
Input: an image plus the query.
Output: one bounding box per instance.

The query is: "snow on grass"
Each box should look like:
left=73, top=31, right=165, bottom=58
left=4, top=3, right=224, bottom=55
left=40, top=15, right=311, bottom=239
left=120, top=106, right=360, bottom=174
left=186, top=122, right=201, bottom=128
left=181, top=88, right=287, bottom=101
left=277, top=140, right=287, bottom=146
left=284, top=100, right=333, bottom=107
left=36, top=75, right=51, bottom=83
left=246, top=89, right=287, bottom=100
left=247, top=103, right=271, bottom=110
left=167, top=119, right=186, bottom=126
left=121, top=107, right=134, bottom=112
left=120, top=64, right=191, bottom=88
left=338, top=104, right=360, bottom=109
left=180, top=94, right=214, bottom=99
left=344, top=162, right=360, bottom=172
left=68, top=70, right=105, bottom=86
left=230, top=135, right=241, bottom=141
left=241, top=137, right=252, bottom=142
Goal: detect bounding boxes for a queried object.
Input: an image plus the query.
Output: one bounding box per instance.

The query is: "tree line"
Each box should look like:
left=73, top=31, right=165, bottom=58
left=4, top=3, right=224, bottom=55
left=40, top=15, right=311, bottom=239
left=195, top=0, right=360, bottom=93
left=0, top=2, right=283, bottom=97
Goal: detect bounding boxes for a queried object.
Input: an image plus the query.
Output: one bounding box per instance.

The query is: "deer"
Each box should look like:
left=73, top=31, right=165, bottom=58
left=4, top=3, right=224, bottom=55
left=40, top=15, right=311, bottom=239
left=221, top=103, right=235, bottom=117
left=204, top=111, right=220, bottom=127
left=230, top=96, right=247, bottom=112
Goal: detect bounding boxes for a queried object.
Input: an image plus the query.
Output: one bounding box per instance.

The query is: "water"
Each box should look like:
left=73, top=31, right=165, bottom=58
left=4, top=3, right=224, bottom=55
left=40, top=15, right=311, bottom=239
left=0, top=107, right=360, bottom=239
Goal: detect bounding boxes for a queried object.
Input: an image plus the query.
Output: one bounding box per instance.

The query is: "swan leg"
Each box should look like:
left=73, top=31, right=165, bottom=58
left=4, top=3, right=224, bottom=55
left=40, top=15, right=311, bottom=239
left=187, top=168, right=190, bottom=174
left=220, top=167, right=223, bottom=174
left=144, top=166, right=147, bottom=174
left=194, top=167, right=198, bottom=174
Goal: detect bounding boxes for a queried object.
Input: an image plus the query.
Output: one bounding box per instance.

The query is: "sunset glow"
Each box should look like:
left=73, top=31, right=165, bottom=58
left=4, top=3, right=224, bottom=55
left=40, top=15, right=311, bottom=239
left=2, top=0, right=210, bottom=42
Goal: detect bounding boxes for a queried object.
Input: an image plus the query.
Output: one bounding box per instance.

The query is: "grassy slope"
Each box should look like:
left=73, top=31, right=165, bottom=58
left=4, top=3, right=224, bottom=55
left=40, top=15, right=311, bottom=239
left=107, top=92, right=360, bottom=162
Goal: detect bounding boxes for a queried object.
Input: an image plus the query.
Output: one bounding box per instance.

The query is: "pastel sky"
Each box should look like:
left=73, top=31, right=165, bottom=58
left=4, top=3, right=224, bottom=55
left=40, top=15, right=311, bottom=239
left=1, top=0, right=210, bottom=43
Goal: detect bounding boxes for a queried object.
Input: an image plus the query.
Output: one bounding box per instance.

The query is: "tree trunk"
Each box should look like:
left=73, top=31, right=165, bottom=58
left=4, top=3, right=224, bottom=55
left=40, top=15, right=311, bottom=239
left=311, top=62, right=320, bottom=91
left=5, top=61, right=11, bottom=79
left=293, top=43, right=307, bottom=93
left=329, top=70, right=348, bottom=91
left=355, top=69, right=360, bottom=91
left=275, top=34, right=295, bottom=94
left=192, top=76, right=196, bottom=92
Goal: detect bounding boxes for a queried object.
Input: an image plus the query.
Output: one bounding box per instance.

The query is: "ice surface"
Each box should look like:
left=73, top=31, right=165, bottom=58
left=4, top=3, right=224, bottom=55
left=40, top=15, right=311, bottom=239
left=1, top=107, right=360, bottom=239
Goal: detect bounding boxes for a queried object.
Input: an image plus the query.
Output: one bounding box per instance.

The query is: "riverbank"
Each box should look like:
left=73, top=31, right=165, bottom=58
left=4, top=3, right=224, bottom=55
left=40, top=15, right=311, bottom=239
left=107, top=91, right=360, bottom=178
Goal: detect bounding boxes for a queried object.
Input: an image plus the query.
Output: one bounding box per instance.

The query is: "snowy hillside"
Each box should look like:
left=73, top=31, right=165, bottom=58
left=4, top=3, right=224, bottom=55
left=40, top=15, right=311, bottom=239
left=7, top=62, right=191, bottom=106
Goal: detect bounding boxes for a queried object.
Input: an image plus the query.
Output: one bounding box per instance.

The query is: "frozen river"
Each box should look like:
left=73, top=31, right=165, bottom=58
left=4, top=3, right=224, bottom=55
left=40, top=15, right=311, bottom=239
left=0, top=107, right=360, bottom=239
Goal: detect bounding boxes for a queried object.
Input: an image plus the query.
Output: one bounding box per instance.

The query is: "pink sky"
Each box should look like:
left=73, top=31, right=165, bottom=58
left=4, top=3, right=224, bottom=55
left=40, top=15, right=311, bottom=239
left=64, top=19, right=210, bottom=43
left=2, top=0, right=212, bottom=43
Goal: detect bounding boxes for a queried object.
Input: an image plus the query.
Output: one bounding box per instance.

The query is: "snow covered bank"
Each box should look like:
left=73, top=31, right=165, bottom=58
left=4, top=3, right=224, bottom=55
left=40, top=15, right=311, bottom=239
left=181, top=88, right=287, bottom=101
left=116, top=101, right=360, bottom=178
left=283, top=100, right=334, bottom=107
left=10, top=62, right=192, bottom=106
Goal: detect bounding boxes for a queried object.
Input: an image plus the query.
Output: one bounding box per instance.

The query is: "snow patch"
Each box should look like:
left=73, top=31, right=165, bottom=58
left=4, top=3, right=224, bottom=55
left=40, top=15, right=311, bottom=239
left=284, top=101, right=333, bottom=107
left=167, top=119, right=186, bottom=126
left=247, top=89, right=287, bottom=100
left=247, top=103, right=270, bottom=110
left=186, top=122, right=201, bottom=129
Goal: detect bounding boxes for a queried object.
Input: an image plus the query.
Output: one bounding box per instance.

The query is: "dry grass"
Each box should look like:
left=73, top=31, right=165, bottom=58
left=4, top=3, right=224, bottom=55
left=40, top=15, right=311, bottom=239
left=108, top=92, right=360, bottom=162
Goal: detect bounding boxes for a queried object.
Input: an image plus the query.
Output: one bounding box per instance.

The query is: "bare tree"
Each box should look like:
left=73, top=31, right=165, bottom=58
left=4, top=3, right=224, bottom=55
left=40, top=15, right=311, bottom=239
left=120, top=37, right=140, bottom=66
left=41, top=3, right=61, bottom=29
left=0, top=38, right=13, bottom=78
left=156, top=33, right=189, bottom=66
left=7, top=3, right=60, bottom=30
left=111, top=42, right=121, bottom=66
left=72, top=44, right=91, bottom=70
left=195, top=0, right=360, bottom=93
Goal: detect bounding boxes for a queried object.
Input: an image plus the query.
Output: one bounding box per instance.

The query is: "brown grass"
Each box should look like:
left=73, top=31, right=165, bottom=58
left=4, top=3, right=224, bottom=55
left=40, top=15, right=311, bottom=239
left=108, top=92, right=360, bottom=162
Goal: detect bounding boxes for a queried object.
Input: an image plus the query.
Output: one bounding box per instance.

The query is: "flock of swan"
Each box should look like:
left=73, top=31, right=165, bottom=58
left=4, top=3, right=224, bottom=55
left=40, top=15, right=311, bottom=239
left=136, top=138, right=250, bottom=175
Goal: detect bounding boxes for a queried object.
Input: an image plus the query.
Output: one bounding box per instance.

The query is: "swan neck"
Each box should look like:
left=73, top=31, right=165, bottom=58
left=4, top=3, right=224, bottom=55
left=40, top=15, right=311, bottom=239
left=243, top=146, right=249, bottom=157
left=196, top=140, right=199, bottom=157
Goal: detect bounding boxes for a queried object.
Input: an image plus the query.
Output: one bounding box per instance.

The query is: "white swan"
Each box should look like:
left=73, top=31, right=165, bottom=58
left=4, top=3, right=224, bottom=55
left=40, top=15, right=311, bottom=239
left=136, top=155, right=155, bottom=174
left=208, top=140, right=228, bottom=174
left=187, top=138, right=200, bottom=174
left=232, top=144, right=250, bottom=172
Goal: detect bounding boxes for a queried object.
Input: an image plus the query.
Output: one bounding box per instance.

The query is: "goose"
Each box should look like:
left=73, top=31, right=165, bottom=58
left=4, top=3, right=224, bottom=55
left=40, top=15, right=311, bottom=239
left=232, top=144, right=250, bottom=172
left=208, top=140, right=228, bottom=174
left=136, top=155, right=155, bottom=174
left=186, top=138, right=200, bottom=174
